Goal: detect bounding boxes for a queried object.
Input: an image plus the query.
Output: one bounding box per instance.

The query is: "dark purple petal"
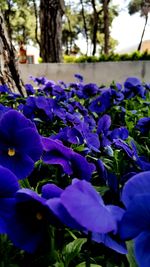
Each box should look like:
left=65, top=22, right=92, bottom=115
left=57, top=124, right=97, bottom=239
left=119, top=194, right=150, bottom=240
left=89, top=91, right=111, bottom=113
left=69, top=153, right=95, bottom=181
left=136, top=117, right=150, bottom=134
left=15, top=128, right=43, bottom=161
left=46, top=198, right=85, bottom=231
left=42, top=137, right=95, bottom=180
left=121, top=171, right=150, bottom=207
left=0, top=153, right=34, bottom=179
left=61, top=179, right=116, bottom=233
left=124, top=77, right=141, bottom=88
left=6, top=189, right=50, bottom=253
left=0, top=166, right=19, bottom=196
left=0, top=198, right=16, bottom=233
left=74, top=73, right=84, bottom=83
left=42, top=184, right=63, bottom=199
left=97, top=114, right=111, bottom=134
left=113, top=140, right=133, bottom=158
left=92, top=232, right=127, bottom=254
left=110, top=127, right=129, bottom=140
left=0, top=110, right=35, bottom=134
left=134, top=231, right=150, bottom=267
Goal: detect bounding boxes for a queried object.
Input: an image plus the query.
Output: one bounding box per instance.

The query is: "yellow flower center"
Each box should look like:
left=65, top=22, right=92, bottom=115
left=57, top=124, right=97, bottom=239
left=8, top=148, right=15, bottom=156
left=36, top=212, right=43, bottom=221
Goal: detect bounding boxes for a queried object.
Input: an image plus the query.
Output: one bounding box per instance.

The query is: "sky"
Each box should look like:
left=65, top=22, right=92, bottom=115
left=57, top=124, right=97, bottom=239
left=76, top=0, right=150, bottom=54
left=111, top=0, right=150, bottom=52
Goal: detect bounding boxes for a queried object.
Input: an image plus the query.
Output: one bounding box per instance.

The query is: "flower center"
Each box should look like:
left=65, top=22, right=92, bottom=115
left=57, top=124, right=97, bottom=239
left=36, top=212, right=43, bottom=221
left=8, top=148, right=15, bottom=156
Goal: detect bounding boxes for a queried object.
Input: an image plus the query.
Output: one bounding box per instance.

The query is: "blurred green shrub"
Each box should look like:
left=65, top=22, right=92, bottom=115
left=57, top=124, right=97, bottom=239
left=63, top=50, right=150, bottom=63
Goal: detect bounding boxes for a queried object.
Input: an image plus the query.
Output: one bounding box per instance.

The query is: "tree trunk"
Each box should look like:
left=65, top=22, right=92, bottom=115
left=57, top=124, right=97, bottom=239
left=138, top=14, right=148, bottom=51
left=91, top=0, right=98, bottom=56
left=0, top=12, right=25, bottom=96
left=103, top=0, right=110, bottom=55
left=80, top=0, right=89, bottom=55
left=40, top=0, right=65, bottom=62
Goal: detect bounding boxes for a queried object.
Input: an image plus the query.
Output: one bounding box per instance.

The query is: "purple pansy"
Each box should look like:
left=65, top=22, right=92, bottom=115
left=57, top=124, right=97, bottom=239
left=113, top=140, right=150, bottom=171
left=123, top=77, right=146, bottom=99
left=47, top=179, right=117, bottom=233
left=6, top=188, right=57, bottom=253
left=89, top=90, right=111, bottom=113
left=42, top=137, right=95, bottom=181
left=0, top=110, right=43, bottom=179
left=0, top=166, right=20, bottom=233
left=92, top=205, right=127, bottom=254
left=119, top=171, right=150, bottom=267
left=82, top=83, right=99, bottom=98
left=136, top=117, right=150, bottom=134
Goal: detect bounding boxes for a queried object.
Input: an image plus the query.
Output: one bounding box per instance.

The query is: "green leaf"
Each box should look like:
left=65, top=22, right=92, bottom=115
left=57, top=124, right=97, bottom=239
left=126, top=241, right=138, bottom=267
left=63, top=238, right=86, bottom=267
left=53, top=262, right=65, bottom=267
left=94, top=186, right=109, bottom=196
left=76, top=262, right=102, bottom=267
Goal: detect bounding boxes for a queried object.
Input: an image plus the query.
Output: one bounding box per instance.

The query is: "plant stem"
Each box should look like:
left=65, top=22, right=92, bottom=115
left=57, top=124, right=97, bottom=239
left=85, top=231, right=91, bottom=267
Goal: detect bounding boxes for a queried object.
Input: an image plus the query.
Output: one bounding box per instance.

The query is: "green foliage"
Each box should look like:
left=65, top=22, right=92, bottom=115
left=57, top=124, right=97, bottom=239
left=126, top=241, right=138, bottom=267
left=63, top=50, right=150, bottom=62
left=1, top=0, right=37, bottom=44
left=76, top=263, right=102, bottom=267
left=62, top=238, right=86, bottom=267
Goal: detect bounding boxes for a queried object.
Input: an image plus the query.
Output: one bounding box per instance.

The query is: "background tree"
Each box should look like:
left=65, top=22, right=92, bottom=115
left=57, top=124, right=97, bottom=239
left=128, top=0, right=150, bottom=51
left=0, top=0, right=37, bottom=45
left=0, top=11, right=25, bottom=95
left=40, top=0, right=65, bottom=62
left=62, top=3, right=81, bottom=55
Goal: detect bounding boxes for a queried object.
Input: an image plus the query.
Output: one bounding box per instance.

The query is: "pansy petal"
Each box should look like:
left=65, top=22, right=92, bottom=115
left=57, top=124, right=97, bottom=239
left=0, top=153, right=34, bottom=179
left=0, top=166, right=19, bottom=196
left=92, top=232, right=127, bottom=254
left=119, top=194, right=150, bottom=239
left=121, top=171, right=150, bottom=207
left=15, top=128, right=43, bottom=161
left=0, top=198, right=16, bottom=233
left=0, top=110, right=34, bottom=134
left=7, top=214, right=45, bottom=253
left=97, top=114, right=111, bottom=134
left=61, top=180, right=116, bottom=233
left=42, top=184, right=63, bottom=199
left=69, top=153, right=95, bottom=181
left=47, top=198, right=85, bottom=231
left=134, top=231, right=150, bottom=267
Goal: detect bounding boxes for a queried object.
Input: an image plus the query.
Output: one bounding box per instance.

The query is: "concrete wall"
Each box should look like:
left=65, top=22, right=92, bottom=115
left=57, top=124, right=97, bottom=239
left=19, top=61, right=150, bottom=85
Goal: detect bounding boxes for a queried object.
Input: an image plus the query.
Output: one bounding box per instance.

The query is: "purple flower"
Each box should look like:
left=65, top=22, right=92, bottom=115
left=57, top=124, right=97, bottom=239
left=42, top=137, right=95, bottom=181
left=47, top=179, right=117, bottom=233
left=82, top=83, right=99, bottom=98
left=97, top=114, right=111, bottom=147
left=119, top=171, right=150, bottom=267
left=74, top=73, right=84, bottom=83
left=92, top=205, right=127, bottom=254
left=0, top=166, right=20, bottom=233
left=123, top=77, right=146, bottom=99
left=0, top=84, right=10, bottom=93
left=109, top=127, right=129, bottom=141
left=0, top=110, right=43, bottom=179
left=89, top=90, right=111, bottom=113
left=6, top=188, right=56, bottom=253
left=25, top=84, right=35, bottom=95
left=136, top=117, right=150, bottom=134
left=113, top=140, right=150, bottom=171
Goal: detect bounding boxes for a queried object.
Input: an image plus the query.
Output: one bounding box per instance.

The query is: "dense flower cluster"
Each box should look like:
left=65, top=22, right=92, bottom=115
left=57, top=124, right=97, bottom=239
left=0, top=75, right=150, bottom=266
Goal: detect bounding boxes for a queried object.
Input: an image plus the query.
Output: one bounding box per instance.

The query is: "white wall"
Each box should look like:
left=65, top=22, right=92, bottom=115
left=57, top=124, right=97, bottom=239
left=19, top=61, right=149, bottom=85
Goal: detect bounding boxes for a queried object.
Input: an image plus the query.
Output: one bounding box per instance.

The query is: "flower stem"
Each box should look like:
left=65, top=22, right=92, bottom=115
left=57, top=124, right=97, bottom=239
left=85, top=231, right=91, bottom=267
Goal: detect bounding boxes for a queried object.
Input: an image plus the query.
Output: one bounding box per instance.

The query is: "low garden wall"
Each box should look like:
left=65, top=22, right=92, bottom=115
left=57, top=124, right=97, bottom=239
left=19, top=61, right=149, bottom=85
